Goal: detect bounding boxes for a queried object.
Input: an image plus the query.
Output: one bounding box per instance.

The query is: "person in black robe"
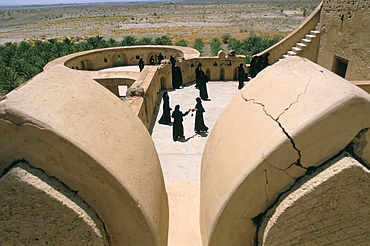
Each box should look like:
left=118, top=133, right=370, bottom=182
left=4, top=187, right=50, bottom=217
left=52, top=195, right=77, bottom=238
left=138, top=58, right=144, bottom=72
left=198, top=68, right=210, bottom=100
left=170, top=55, right=176, bottom=66
left=238, top=63, right=246, bottom=90
left=192, top=97, right=208, bottom=133
left=261, top=52, right=270, bottom=70
left=157, top=52, right=164, bottom=64
left=149, top=55, right=155, bottom=65
left=194, top=63, right=202, bottom=89
left=172, top=65, right=183, bottom=89
left=158, top=91, right=172, bottom=125
left=171, top=105, right=190, bottom=141
left=250, top=56, right=258, bottom=78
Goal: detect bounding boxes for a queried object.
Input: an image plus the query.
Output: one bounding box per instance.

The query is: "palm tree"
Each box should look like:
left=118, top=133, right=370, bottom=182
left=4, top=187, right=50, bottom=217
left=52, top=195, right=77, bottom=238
left=0, top=66, right=25, bottom=93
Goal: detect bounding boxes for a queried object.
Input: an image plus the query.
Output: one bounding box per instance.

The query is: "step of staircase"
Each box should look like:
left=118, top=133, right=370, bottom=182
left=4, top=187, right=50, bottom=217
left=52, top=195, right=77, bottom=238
left=292, top=47, right=302, bottom=53
left=287, top=50, right=297, bottom=56
left=301, top=38, right=312, bottom=45
left=305, top=34, right=316, bottom=40
left=280, top=24, right=320, bottom=61
left=310, top=30, right=320, bottom=35
left=296, top=42, right=307, bottom=49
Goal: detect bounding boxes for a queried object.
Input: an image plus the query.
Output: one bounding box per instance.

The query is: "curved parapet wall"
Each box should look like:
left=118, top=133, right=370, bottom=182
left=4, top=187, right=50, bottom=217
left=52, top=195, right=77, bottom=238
left=256, top=2, right=322, bottom=64
left=0, top=65, right=169, bottom=245
left=44, top=45, right=200, bottom=71
left=200, top=56, right=370, bottom=245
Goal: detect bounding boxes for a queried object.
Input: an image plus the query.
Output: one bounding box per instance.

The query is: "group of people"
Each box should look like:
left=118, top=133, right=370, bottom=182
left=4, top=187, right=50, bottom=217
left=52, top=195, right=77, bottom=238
left=158, top=92, right=208, bottom=142
left=138, top=52, right=165, bottom=71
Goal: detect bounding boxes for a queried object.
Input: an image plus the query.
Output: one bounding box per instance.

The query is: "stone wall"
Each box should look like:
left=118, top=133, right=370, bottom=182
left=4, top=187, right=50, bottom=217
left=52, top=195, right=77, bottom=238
left=1, top=161, right=109, bottom=245
left=258, top=152, right=370, bottom=245
left=317, top=0, right=370, bottom=80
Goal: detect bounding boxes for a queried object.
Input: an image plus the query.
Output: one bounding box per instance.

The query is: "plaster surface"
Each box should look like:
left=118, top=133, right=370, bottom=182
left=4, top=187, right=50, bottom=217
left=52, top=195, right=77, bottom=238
left=259, top=153, right=370, bottom=245
left=0, top=161, right=108, bottom=245
left=200, top=56, right=370, bottom=246
left=0, top=65, right=168, bottom=245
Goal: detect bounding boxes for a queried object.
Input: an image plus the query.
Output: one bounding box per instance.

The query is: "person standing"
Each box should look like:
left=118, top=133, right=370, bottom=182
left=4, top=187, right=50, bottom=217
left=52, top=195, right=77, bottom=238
left=194, top=63, right=202, bottom=88
left=192, top=97, right=208, bottom=133
left=171, top=105, right=190, bottom=141
left=138, top=58, right=144, bottom=72
left=149, top=55, right=155, bottom=65
left=158, top=91, right=172, bottom=125
left=238, top=63, right=246, bottom=90
left=170, top=55, right=176, bottom=66
left=198, top=67, right=210, bottom=100
left=157, top=52, right=164, bottom=64
left=172, top=65, right=183, bottom=89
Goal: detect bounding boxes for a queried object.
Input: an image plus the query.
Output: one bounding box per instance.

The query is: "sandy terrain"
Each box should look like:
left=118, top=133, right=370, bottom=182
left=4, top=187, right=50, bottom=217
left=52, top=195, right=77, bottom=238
left=0, top=0, right=320, bottom=44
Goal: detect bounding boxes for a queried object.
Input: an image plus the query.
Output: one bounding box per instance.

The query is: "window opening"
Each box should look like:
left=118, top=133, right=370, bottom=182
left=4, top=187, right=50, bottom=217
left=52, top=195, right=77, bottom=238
left=333, top=56, right=348, bottom=78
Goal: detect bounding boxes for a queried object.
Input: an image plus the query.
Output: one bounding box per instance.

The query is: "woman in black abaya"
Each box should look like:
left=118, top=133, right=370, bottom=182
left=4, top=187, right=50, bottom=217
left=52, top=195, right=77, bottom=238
left=198, top=68, right=210, bottom=100
left=171, top=105, right=190, bottom=141
left=158, top=91, right=172, bottom=125
left=192, top=97, right=208, bottom=133
left=172, top=105, right=189, bottom=141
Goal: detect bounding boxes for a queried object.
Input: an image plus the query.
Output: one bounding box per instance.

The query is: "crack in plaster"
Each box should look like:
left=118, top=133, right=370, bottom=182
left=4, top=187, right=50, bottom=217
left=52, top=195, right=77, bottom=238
left=240, top=78, right=310, bottom=172
left=241, top=78, right=311, bottom=221
left=240, top=94, right=302, bottom=170
left=264, top=169, right=269, bottom=205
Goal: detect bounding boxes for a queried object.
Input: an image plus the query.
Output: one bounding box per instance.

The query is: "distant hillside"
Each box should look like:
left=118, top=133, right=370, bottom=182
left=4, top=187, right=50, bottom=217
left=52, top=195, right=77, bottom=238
left=174, top=0, right=319, bottom=3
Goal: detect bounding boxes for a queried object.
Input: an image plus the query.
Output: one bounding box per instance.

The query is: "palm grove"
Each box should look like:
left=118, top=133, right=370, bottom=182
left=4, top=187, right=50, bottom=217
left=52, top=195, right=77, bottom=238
left=0, top=34, right=277, bottom=96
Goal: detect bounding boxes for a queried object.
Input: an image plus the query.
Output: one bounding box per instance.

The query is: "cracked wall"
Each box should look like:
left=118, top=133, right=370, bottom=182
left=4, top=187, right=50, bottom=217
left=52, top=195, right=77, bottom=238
left=317, top=0, right=370, bottom=80
left=200, top=56, right=370, bottom=246
left=258, top=152, right=370, bottom=245
left=0, top=65, right=169, bottom=245
left=0, top=161, right=108, bottom=245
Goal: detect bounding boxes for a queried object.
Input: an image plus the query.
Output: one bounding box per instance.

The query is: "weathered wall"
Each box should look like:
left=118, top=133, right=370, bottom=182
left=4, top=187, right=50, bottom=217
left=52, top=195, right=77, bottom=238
left=258, top=152, right=370, bottom=245
left=317, top=0, right=370, bottom=80
left=0, top=65, right=169, bottom=245
left=0, top=161, right=109, bottom=245
left=44, top=45, right=200, bottom=71
left=200, top=56, right=370, bottom=246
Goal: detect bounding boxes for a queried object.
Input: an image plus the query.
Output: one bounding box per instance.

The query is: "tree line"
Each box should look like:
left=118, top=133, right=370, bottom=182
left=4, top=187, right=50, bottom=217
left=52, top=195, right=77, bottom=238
left=0, top=34, right=278, bottom=95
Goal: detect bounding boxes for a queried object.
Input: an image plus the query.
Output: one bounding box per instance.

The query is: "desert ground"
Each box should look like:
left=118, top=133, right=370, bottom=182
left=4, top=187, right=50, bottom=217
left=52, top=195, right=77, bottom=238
left=0, top=0, right=321, bottom=46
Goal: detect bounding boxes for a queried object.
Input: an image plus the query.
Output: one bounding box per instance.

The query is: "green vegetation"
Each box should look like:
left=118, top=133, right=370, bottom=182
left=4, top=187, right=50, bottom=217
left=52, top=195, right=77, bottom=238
left=175, top=39, right=188, bottom=47
left=0, top=34, right=277, bottom=96
left=210, top=38, right=222, bottom=56
left=228, top=36, right=278, bottom=63
left=193, top=38, right=205, bottom=55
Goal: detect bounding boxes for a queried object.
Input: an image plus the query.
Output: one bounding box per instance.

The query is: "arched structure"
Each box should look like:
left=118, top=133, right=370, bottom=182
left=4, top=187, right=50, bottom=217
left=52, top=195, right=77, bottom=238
left=200, top=56, right=370, bottom=246
left=1, top=0, right=370, bottom=245
left=0, top=66, right=169, bottom=245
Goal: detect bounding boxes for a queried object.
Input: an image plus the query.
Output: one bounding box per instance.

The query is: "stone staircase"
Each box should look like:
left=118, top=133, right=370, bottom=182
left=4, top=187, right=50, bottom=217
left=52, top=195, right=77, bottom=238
left=281, top=24, right=321, bottom=60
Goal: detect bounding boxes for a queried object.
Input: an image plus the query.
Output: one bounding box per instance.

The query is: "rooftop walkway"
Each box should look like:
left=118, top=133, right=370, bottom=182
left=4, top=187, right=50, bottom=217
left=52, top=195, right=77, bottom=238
left=151, top=81, right=240, bottom=245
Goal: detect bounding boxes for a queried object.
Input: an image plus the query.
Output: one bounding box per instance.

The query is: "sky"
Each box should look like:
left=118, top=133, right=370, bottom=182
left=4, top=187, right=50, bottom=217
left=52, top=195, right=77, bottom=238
left=0, top=0, right=161, bottom=6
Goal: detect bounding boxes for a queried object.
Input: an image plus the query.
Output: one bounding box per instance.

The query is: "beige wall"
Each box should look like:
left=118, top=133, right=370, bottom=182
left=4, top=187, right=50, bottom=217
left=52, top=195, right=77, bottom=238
left=200, top=56, right=370, bottom=245
left=259, top=152, right=370, bottom=245
left=317, top=0, right=370, bottom=80
left=0, top=66, right=169, bottom=245
left=257, top=2, right=322, bottom=65
left=1, top=161, right=109, bottom=245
